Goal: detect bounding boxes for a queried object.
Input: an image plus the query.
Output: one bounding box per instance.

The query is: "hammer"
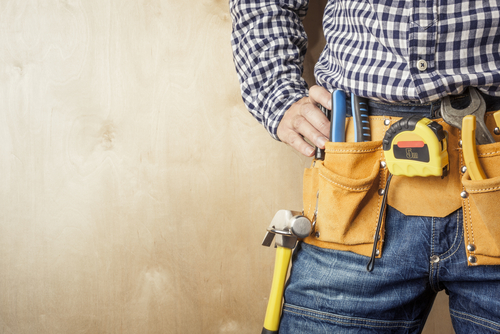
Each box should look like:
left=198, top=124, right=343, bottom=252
left=261, top=210, right=312, bottom=334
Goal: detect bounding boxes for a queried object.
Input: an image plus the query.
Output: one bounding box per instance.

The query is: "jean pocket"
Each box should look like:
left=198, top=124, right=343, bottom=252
left=461, top=141, right=500, bottom=265
left=303, top=140, right=387, bottom=257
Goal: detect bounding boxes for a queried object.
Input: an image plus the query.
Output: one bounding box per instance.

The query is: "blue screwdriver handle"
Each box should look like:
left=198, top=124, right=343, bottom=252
left=331, top=90, right=346, bottom=142
left=351, top=94, right=371, bottom=142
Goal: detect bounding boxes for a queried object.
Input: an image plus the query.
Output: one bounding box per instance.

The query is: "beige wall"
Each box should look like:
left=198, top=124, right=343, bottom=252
left=0, top=1, right=453, bottom=333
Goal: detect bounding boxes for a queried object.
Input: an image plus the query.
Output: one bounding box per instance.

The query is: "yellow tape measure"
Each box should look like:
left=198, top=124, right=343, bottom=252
left=383, top=116, right=449, bottom=177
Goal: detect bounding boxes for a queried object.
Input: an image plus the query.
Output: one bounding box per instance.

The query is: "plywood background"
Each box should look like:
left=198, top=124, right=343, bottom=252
left=0, top=1, right=453, bottom=333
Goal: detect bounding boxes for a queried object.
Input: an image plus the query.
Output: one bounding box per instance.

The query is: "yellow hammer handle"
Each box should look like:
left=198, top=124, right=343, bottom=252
left=262, top=246, right=292, bottom=334
left=462, top=115, right=487, bottom=180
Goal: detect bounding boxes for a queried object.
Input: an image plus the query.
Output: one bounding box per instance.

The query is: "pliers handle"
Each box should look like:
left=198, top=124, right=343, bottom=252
left=462, top=115, right=487, bottom=180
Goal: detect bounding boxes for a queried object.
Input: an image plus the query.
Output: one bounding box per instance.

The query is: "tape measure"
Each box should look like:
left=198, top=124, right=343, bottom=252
left=383, top=115, right=449, bottom=177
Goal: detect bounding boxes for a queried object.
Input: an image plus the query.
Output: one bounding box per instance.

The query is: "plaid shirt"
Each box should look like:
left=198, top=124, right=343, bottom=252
left=230, top=0, right=500, bottom=139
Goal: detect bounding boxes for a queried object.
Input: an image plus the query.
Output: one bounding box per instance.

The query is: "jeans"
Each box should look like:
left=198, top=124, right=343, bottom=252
left=279, top=207, right=500, bottom=333
left=279, top=92, right=500, bottom=333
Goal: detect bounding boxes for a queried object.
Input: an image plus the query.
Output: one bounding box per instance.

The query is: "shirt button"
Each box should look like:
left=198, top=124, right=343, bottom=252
left=417, top=59, right=428, bottom=71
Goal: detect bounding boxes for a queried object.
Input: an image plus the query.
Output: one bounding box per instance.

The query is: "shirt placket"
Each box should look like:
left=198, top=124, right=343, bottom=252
left=408, top=0, right=444, bottom=101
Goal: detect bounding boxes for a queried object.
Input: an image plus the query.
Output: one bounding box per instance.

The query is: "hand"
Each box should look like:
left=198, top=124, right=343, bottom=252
left=277, top=85, right=331, bottom=157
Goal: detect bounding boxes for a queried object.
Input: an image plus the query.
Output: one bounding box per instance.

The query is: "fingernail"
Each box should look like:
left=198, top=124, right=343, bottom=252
left=305, top=147, right=314, bottom=156
left=328, top=99, right=332, bottom=109
left=316, top=137, right=327, bottom=148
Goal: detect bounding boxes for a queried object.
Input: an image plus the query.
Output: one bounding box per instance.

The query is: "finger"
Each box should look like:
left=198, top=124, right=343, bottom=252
left=278, top=125, right=315, bottom=157
left=299, top=102, right=331, bottom=139
left=292, top=111, right=329, bottom=149
left=309, top=85, right=332, bottom=110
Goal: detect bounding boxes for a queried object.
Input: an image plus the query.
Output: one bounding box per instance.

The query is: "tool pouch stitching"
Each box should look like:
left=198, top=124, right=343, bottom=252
left=302, top=140, right=386, bottom=258
left=461, top=140, right=500, bottom=266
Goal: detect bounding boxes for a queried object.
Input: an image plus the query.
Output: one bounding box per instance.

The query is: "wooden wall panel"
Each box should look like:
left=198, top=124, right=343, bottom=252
left=0, top=0, right=453, bottom=333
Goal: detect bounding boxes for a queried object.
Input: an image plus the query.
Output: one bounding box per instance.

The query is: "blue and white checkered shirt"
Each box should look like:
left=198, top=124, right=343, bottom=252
left=230, top=0, right=500, bottom=139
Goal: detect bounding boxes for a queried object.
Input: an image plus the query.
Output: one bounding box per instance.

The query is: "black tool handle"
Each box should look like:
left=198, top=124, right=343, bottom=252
left=316, top=105, right=330, bottom=159
left=351, top=94, right=371, bottom=142
left=262, top=328, right=278, bottom=334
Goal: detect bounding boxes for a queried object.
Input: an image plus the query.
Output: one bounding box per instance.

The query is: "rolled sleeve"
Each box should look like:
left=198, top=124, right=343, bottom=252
left=230, top=0, right=310, bottom=140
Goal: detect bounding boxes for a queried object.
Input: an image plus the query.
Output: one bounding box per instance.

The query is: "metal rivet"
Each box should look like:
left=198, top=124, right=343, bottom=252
left=315, top=231, right=320, bottom=238
left=467, top=244, right=476, bottom=252
left=380, top=161, right=387, bottom=168
left=430, top=255, right=440, bottom=263
left=461, top=166, right=467, bottom=173
left=460, top=191, right=468, bottom=199
left=378, top=188, right=385, bottom=196
left=458, top=140, right=462, bottom=148
left=375, top=249, right=380, bottom=256
left=468, top=255, right=477, bottom=264
left=384, top=119, right=391, bottom=126
left=495, top=127, right=500, bottom=135
left=417, top=59, right=428, bottom=71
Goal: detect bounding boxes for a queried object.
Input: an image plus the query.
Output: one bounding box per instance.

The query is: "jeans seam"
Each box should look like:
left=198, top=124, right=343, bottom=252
left=431, top=216, right=435, bottom=256
left=431, top=213, right=463, bottom=292
left=434, top=263, right=441, bottom=292
left=449, top=309, right=500, bottom=332
left=439, top=212, right=462, bottom=261
left=283, top=304, right=420, bottom=329
left=429, top=217, right=438, bottom=292
left=439, top=236, right=462, bottom=263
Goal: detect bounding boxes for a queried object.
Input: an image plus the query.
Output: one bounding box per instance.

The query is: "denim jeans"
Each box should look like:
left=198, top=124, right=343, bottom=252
left=280, top=207, right=500, bottom=334
left=279, top=92, right=500, bottom=333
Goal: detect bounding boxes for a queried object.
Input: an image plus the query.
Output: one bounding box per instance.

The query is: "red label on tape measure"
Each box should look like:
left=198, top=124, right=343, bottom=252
left=396, top=141, right=425, bottom=148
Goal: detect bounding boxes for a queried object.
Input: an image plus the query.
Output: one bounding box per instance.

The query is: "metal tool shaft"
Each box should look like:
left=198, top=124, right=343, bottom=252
left=441, top=87, right=495, bottom=145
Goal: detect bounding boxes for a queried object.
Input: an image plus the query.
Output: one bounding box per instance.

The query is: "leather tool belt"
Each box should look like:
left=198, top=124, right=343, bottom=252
left=302, top=112, right=500, bottom=266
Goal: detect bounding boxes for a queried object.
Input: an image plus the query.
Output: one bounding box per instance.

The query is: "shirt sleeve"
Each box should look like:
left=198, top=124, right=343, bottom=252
left=230, top=0, right=310, bottom=140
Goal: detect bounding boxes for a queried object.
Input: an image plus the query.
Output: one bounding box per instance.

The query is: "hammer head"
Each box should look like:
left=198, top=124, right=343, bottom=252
left=263, top=210, right=312, bottom=249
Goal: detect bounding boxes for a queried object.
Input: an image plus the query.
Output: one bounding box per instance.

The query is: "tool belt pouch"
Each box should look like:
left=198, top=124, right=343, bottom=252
left=302, top=140, right=388, bottom=257
left=461, top=142, right=500, bottom=265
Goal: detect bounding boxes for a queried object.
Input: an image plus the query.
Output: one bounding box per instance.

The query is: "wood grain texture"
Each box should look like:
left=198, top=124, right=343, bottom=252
left=0, top=0, right=453, bottom=333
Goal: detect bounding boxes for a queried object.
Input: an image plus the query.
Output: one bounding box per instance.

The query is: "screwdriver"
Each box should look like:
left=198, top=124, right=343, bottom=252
left=331, top=90, right=346, bottom=142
